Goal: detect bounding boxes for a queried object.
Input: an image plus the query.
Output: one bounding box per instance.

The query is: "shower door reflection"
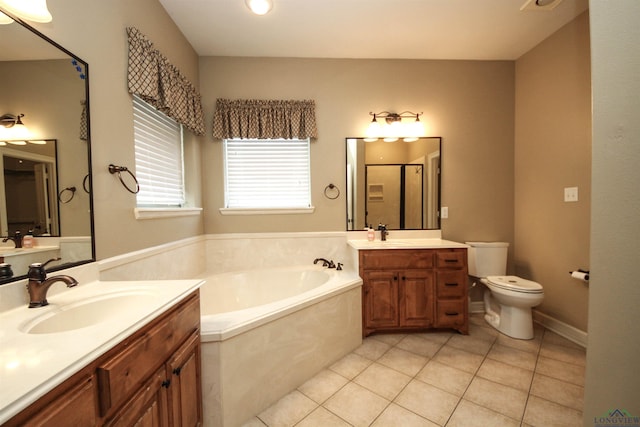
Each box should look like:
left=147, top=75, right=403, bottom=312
left=365, top=164, right=424, bottom=229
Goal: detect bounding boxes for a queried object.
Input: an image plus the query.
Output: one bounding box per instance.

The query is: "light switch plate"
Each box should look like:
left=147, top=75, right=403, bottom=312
left=564, top=187, right=578, bottom=202
left=441, top=207, right=449, bottom=218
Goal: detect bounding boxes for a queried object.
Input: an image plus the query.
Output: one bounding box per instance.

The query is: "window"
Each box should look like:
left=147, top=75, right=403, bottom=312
left=223, top=138, right=312, bottom=211
left=133, top=95, right=185, bottom=207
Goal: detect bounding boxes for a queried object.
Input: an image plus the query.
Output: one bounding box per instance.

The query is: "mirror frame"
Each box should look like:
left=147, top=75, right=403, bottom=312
left=346, top=136, right=441, bottom=232
left=0, top=10, right=95, bottom=285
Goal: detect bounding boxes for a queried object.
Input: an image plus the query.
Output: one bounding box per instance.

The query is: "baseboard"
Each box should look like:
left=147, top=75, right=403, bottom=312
left=533, top=310, right=588, bottom=348
left=469, top=300, right=485, bottom=313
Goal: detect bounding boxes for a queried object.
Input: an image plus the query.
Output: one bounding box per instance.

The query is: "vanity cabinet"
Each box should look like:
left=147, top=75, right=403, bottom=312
left=5, top=291, right=202, bottom=427
left=359, top=249, right=468, bottom=336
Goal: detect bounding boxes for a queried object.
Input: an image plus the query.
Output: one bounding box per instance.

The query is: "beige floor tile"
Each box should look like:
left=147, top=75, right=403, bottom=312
left=296, top=407, right=351, bottom=427
left=486, top=343, right=537, bottom=371
left=530, top=373, right=584, bottom=412
left=298, top=369, right=349, bottom=404
left=541, top=330, right=584, bottom=350
left=396, top=335, right=444, bottom=357
left=240, top=417, right=267, bottom=427
left=330, top=352, right=373, bottom=380
left=370, top=333, right=406, bottom=346
left=355, top=337, right=392, bottom=360
left=371, top=403, right=439, bottom=427
left=447, top=399, right=520, bottom=427
left=536, top=356, right=585, bottom=386
left=415, top=331, right=453, bottom=344
left=257, top=390, right=317, bottom=427
left=539, top=342, right=586, bottom=366
left=395, top=379, right=460, bottom=425
left=354, top=362, right=412, bottom=400
left=416, top=360, right=474, bottom=396
left=447, top=333, right=495, bottom=356
left=468, top=322, right=500, bottom=341
left=324, top=382, right=390, bottom=427
left=377, top=347, right=429, bottom=377
left=523, top=395, right=583, bottom=427
left=431, top=345, right=485, bottom=374
left=476, top=357, right=534, bottom=391
left=496, top=332, right=542, bottom=354
left=463, top=377, right=528, bottom=420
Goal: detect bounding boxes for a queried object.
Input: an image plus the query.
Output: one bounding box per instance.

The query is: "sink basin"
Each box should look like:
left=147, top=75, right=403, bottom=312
left=20, top=291, right=157, bottom=334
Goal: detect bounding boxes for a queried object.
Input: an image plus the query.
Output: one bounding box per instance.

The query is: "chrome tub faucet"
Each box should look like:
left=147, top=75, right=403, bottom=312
left=27, top=258, right=78, bottom=308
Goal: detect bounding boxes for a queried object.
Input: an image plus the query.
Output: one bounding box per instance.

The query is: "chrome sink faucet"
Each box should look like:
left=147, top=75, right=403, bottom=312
left=27, top=258, right=78, bottom=308
left=2, top=230, right=23, bottom=248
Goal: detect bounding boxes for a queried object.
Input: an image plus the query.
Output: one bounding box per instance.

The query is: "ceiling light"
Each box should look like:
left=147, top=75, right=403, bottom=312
left=245, top=0, right=273, bottom=15
left=0, top=0, right=52, bottom=23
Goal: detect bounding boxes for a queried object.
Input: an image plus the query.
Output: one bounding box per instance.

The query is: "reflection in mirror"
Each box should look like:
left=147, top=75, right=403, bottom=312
left=346, top=137, right=441, bottom=231
left=0, top=10, right=94, bottom=285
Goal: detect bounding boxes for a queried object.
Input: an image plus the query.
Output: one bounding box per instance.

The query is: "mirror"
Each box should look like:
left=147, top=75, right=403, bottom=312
left=0, top=11, right=94, bottom=284
left=346, top=137, right=441, bottom=231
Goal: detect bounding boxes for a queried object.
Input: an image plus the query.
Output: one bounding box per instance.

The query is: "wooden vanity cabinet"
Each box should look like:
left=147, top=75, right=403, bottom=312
left=360, top=249, right=468, bottom=336
left=5, top=291, right=202, bottom=427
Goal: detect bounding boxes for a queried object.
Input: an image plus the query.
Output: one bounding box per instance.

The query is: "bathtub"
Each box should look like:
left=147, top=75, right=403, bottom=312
left=198, top=265, right=362, bottom=427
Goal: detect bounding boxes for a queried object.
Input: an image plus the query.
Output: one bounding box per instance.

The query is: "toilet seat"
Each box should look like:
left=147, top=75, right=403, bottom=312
left=486, top=275, right=543, bottom=294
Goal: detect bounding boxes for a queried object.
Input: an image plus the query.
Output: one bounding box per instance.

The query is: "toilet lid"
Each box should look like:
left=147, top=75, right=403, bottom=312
left=486, top=275, right=543, bottom=293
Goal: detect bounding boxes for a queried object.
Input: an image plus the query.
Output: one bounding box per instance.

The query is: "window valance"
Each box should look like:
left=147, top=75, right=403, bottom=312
left=80, top=100, right=87, bottom=141
left=212, top=99, right=318, bottom=140
left=127, top=27, right=205, bottom=136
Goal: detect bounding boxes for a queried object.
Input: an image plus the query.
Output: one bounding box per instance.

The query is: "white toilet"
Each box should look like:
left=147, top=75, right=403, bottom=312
left=466, top=242, right=544, bottom=340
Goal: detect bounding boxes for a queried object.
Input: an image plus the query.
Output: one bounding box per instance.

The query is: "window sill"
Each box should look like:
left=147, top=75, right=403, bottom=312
left=134, top=207, right=203, bottom=220
left=219, top=207, right=315, bottom=215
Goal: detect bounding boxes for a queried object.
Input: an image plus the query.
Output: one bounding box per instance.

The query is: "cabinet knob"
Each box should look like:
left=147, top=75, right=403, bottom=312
left=161, top=379, right=171, bottom=388
left=173, top=367, right=182, bottom=376
left=445, top=312, right=459, bottom=316
left=445, top=283, right=459, bottom=287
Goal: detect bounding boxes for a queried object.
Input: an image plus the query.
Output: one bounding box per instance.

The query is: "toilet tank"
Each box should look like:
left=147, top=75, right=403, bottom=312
left=465, top=242, right=509, bottom=277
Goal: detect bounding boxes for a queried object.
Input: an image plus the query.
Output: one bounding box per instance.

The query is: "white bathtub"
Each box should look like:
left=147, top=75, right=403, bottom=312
left=198, top=265, right=363, bottom=427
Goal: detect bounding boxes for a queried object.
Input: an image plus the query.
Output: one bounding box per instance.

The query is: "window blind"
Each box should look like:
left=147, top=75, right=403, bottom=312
left=133, top=95, right=185, bottom=206
left=224, top=139, right=311, bottom=209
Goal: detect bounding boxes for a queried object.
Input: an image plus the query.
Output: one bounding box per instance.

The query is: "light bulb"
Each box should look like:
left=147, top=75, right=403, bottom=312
left=245, top=0, right=273, bottom=15
left=0, top=0, right=52, bottom=23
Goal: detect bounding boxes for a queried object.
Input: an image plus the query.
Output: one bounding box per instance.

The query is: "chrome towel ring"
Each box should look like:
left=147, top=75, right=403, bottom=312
left=108, top=164, right=140, bottom=194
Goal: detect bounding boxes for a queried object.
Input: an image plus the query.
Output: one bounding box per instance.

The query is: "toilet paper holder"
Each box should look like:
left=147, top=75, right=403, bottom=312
left=569, top=269, right=589, bottom=282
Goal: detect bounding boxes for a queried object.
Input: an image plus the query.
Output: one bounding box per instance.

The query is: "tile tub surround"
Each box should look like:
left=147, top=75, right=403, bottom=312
left=247, top=314, right=586, bottom=427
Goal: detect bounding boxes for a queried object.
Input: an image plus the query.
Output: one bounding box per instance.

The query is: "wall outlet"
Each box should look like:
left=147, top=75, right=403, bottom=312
left=564, top=187, right=579, bottom=202
left=441, top=206, right=449, bottom=218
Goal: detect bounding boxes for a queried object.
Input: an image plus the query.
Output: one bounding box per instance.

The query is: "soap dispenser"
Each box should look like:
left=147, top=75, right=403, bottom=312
left=367, top=226, right=375, bottom=242
left=22, top=231, right=34, bottom=249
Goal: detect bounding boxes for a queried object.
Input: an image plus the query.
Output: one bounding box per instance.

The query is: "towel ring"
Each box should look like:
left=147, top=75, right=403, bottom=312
left=58, top=186, right=77, bottom=204
left=324, top=183, right=340, bottom=200
left=82, top=174, right=91, bottom=194
left=108, top=164, right=140, bottom=194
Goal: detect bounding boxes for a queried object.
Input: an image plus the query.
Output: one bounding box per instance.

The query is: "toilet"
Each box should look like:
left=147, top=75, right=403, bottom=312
left=466, top=242, right=544, bottom=340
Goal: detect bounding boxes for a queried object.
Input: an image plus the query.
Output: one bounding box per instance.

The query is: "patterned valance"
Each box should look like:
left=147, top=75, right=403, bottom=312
left=79, top=100, right=87, bottom=141
left=212, top=99, right=318, bottom=140
left=127, top=27, right=205, bottom=136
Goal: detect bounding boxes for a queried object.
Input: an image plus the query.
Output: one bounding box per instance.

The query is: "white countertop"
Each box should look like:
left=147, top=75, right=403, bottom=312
left=347, top=238, right=469, bottom=250
left=0, top=278, right=203, bottom=424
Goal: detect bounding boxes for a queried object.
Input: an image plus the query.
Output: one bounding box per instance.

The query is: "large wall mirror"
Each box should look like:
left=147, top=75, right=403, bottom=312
left=346, top=137, right=441, bottom=231
left=0, top=10, right=94, bottom=284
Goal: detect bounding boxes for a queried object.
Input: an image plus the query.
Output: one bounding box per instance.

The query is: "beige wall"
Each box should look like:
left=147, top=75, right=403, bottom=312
left=585, top=0, right=640, bottom=420
left=514, top=12, right=591, bottom=331
left=22, top=0, right=204, bottom=259
left=199, top=57, right=515, bottom=247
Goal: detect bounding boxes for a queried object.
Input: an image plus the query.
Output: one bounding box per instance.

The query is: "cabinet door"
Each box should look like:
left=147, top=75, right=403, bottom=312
left=363, top=270, right=399, bottom=329
left=105, top=368, right=169, bottom=427
left=167, top=332, right=203, bottom=427
left=13, top=376, right=96, bottom=427
left=400, top=270, right=434, bottom=327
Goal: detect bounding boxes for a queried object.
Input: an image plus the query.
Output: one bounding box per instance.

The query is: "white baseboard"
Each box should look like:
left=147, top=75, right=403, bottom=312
left=533, top=310, right=588, bottom=348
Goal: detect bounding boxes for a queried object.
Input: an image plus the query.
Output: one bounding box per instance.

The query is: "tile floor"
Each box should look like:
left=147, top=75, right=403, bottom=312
left=243, top=314, right=586, bottom=427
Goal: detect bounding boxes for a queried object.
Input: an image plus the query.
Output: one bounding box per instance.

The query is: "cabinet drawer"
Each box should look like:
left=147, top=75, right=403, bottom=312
left=97, top=295, right=200, bottom=416
left=361, top=250, right=434, bottom=270
left=436, top=300, right=466, bottom=327
left=436, top=250, right=466, bottom=268
left=436, top=270, right=467, bottom=298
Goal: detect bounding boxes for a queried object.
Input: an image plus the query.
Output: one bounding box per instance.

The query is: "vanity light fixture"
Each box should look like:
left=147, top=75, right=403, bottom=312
left=0, top=113, right=31, bottom=139
left=365, top=111, right=425, bottom=142
left=0, top=0, right=52, bottom=23
left=245, top=0, right=273, bottom=15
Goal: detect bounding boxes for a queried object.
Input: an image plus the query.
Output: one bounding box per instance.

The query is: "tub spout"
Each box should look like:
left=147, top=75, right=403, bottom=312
left=313, top=258, right=336, bottom=268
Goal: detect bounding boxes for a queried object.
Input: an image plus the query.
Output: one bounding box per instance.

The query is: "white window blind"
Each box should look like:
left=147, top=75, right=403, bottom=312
left=133, top=95, right=185, bottom=207
left=224, top=138, right=311, bottom=209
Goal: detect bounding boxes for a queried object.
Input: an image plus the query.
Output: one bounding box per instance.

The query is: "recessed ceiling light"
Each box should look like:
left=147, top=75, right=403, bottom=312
left=245, top=0, right=273, bottom=16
